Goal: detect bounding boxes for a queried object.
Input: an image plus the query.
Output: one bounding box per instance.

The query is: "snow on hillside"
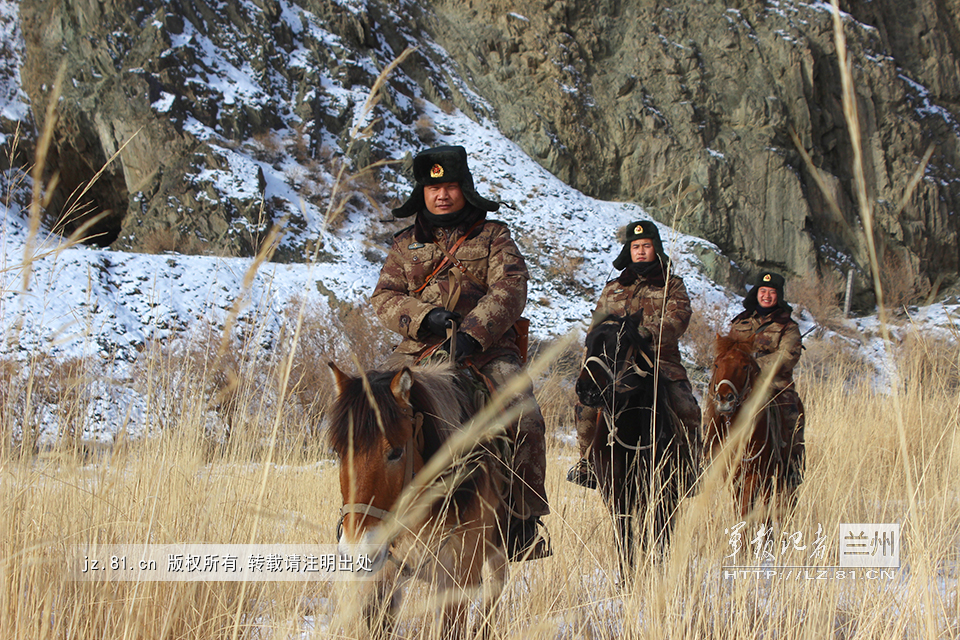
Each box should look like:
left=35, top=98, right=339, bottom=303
left=0, top=0, right=737, bottom=364
left=0, top=102, right=738, bottom=365
left=0, top=0, right=27, bottom=127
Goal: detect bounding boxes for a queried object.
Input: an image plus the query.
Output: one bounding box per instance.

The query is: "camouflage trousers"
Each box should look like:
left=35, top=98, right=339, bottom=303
left=385, top=353, right=549, bottom=520
left=772, top=387, right=805, bottom=485
left=575, top=379, right=702, bottom=461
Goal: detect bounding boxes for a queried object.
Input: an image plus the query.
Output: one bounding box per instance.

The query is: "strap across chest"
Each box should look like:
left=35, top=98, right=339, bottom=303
left=413, top=220, right=486, bottom=295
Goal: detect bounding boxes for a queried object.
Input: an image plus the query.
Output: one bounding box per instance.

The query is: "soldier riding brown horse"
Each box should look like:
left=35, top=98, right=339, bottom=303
left=702, top=271, right=806, bottom=513
left=329, top=363, right=509, bottom=637
left=371, top=145, right=549, bottom=560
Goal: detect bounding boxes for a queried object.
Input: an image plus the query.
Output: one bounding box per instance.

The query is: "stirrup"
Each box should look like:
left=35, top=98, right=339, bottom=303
left=508, top=517, right=552, bottom=562
left=566, top=458, right=597, bottom=490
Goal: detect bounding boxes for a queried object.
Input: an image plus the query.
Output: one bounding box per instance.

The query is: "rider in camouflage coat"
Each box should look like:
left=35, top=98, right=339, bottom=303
left=726, top=271, right=805, bottom=487
left=371, top=145, right=549, bottom=559
left=567, top=220, right=702, bottom=488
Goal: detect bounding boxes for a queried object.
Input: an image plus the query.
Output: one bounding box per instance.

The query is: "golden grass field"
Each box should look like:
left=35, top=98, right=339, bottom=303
left=0, top=322, right=957, bottom=639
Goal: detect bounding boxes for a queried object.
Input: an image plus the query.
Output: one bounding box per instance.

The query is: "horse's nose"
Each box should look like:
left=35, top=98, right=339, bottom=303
left=575, top=378, right=587, bottom=399
left=338, top=530, right=390, bottom=574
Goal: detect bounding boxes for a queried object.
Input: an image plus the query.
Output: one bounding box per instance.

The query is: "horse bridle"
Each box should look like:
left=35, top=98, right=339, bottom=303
left=713, top=377, right=752, bottom=415
left=582, top=325, right=659, bottom=451
left=336, top=407, right=425, bottom=542
left=714, top=323, right=776, bottom=416
left=581, top=332, right=655, bottom=396
left=712, top=378, right=791, bottom=463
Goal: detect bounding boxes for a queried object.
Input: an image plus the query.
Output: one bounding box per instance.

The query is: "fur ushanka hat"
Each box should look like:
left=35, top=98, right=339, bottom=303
left=391, top=145, right=500, bottom=218
left=612, top=220, right=668, bottom=270
left=743, top=270, right=793, bottom=314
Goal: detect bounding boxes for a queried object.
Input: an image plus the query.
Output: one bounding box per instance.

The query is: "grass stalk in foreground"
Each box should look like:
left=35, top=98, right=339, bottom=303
left=830, top=2, right=936, bottom=635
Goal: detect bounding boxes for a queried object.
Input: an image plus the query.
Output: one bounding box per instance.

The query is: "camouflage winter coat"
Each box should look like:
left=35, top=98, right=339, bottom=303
left=593, top=264, right=692, bottom=382
left=727, top=308, right=802, bottom=390
left=371, top=213, right=527, bottom=366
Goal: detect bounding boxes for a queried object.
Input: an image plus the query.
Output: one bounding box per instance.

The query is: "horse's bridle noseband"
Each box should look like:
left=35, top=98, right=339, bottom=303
left=714, top=378, right=752, bottom=415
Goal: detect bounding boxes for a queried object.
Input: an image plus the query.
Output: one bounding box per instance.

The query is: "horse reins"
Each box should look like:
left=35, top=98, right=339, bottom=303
left=581, top=328, right=656, bottom=396
left=712, top=321, right=774, bottom=413
left=582, top=323, right=660, bottom=451
left=712, top=382, right=789, bottom=464
left=712, top=321, right=785, bottom=460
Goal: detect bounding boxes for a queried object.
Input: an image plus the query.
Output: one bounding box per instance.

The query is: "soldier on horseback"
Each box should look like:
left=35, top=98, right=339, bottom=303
left=567, top=220, right=702, bottom=488
left=371, top=145, right=550, bottom=560
left=725, top=271, right=805, bottom=488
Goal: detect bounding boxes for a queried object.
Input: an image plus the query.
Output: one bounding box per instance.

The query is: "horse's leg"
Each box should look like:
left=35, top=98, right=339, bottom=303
left=439, top=500, right=499, bottom=639
left=432, top=542, right=468, bottom=638
left=477, top=533, right=508, bottom=640
left=613, top=507, right=634, bottom=588
left=653, top=464, right=677, bottom=557
left=434, top=532, right=476, bottom=639
left=468, top=501, right=508, bottom=640
left=613, top=449, right=637, bottom=585
left=359, top=576, right=402, bottom=639
left=737, top=469, right=757, bottom=518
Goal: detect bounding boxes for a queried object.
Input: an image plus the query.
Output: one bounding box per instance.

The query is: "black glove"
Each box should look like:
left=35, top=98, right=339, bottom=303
left=440, top=332, right=480, bottom=362
left=453, top=332, right=480, bottom=361
left=424, top=308, right=461, bottom=337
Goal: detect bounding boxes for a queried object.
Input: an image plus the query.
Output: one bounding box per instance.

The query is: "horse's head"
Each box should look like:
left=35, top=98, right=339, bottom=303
left=576, top=314, right=656, bottom=408
left=328, top=363, right=466, bottom=568
left=710, top=334, right=761, bottom=415
left=328, top=363, right=428, bottom=567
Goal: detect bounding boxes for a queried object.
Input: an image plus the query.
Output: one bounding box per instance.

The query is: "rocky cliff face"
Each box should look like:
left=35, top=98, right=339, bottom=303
left=420, top=0, right=960, bottom=303
left=8, top=0, right=960, bottom=304
left=15, top=0, right=436, bottom=260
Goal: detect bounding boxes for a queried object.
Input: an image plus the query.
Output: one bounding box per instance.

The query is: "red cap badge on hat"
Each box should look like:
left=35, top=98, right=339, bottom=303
left=430, top=164, right=444, bottom=178
left=763, top=274, right=772, bottom=282
left=634, top=224, right=644, bottom=234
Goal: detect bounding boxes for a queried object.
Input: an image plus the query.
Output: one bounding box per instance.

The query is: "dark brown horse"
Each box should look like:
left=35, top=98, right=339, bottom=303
left=575, top=314, right=697, bottom=577
left=327, top=362, right=507, bottom=637
left=702, top=334, right=796, bottom=515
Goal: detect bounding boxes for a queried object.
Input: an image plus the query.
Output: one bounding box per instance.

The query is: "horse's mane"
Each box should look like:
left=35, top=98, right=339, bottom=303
left=589, top=313, right=654, bottom=358
left=715, top=333, right=755, bottom=360
left=327, top=363, right=471, bottom=459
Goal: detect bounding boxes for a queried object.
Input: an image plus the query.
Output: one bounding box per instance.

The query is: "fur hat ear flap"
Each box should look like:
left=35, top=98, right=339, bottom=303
left=612, top=244, right=632, bottom=270
left=391, top=185, right=425, bottom=218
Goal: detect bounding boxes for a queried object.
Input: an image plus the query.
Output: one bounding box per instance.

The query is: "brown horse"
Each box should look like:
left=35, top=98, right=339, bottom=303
left=327, top=362, right=508, bottom=637
left=575, top=314, right=698, bottom=577
left=702, top=334, right=796, bottom=515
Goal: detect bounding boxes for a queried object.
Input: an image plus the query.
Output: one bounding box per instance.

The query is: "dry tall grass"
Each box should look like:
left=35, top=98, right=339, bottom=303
left=1, top=324, right=958, bottom=639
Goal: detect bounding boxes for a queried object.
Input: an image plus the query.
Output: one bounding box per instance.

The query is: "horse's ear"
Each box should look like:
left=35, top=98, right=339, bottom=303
left=328, top=362, right=352, bottom=396
left=587, top=310, right=606, bottom=332
left=588, top=311, right=619, bottom=332
left=390, top=368, right=414, bottom=407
